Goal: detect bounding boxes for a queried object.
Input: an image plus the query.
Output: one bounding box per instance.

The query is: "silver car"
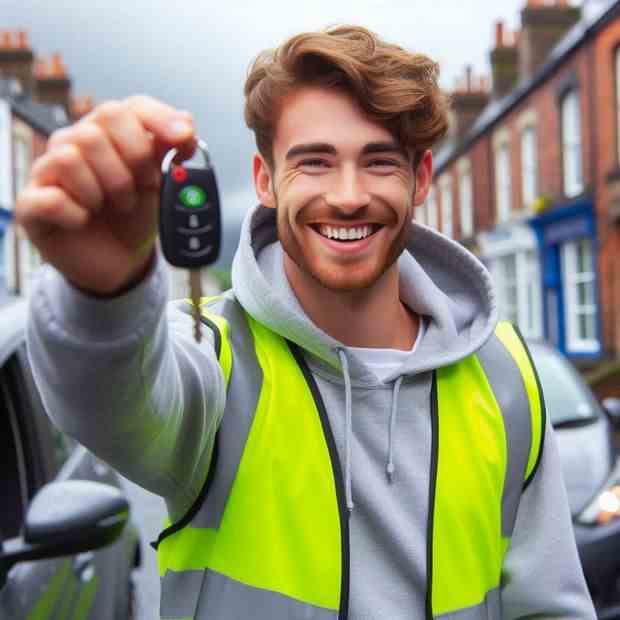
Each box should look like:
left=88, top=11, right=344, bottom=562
left=528, top=340, right=620, bottom=618
left=0, top=296, right=141, bottom=619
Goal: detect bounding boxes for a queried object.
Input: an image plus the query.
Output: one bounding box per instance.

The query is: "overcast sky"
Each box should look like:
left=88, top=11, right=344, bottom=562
left=3, top=0, right=583, bottom=263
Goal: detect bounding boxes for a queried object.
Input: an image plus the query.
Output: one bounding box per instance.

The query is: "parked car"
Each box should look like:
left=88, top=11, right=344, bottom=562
left=528, top=340, right=620, bottom=619
left=0, top=296, right=141, bottom=619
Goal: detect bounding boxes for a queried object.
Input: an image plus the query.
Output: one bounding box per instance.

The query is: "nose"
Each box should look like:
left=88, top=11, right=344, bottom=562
left=324, top=164, right=371, bottom=214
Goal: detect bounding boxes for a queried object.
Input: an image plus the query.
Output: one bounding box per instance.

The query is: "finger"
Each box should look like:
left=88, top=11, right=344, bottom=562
left=15, top=185, right=89, bottom=240
left=88, top=100, right=161, bottom=189
left=30, top=144, right=105, bottom=213
left=48, top=121, right=137, bottom=213
left=124, top=95, right=195, bottom=148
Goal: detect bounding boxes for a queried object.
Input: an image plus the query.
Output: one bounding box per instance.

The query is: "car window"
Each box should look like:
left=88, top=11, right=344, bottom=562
left=528, top=343, right=601, bottom=426
left=0, top=362, right=29, bottom=539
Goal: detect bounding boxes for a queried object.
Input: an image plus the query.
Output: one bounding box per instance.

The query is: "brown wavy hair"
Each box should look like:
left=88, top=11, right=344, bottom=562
left=244, top=25, right=449, bottom=170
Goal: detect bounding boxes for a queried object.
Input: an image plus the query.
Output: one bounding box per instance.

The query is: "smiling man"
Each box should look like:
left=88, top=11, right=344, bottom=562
left=18, top=25, right=594, bottom=619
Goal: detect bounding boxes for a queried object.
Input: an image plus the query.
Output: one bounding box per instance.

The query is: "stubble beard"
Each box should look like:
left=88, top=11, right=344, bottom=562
left=274, top=192, right=415, bottom=293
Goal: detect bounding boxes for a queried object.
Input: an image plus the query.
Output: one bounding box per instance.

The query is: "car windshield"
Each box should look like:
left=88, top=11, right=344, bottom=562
left=527, top=342, right=601, bottom=427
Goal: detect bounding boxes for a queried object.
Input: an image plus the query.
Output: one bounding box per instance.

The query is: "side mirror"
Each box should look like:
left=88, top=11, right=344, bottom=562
left=0, top=480, right=129, bottom=589
left=603, top=397, right=620, bottom=430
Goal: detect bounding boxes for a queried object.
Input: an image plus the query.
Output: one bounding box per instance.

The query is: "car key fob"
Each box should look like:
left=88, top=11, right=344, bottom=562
left=159, top=138, right=221, bottom=269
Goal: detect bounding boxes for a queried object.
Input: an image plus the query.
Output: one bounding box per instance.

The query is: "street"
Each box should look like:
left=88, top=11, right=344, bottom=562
left=121, top=477, right=166, bottom=620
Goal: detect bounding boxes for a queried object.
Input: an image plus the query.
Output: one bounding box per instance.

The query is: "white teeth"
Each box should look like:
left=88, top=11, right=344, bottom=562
left=318, top=225, right=373, bottom=240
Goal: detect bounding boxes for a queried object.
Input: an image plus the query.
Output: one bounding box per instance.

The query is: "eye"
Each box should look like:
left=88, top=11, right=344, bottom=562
left=368, top=159, right=399, bottom=168
left=299, top=158, right=330, bottom=168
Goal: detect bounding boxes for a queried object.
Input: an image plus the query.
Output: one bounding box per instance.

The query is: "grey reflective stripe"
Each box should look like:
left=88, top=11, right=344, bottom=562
left=160, top=569, right=204, bottom=618
left=191, top=294, right=263, bottom=529
left=193, top=569, right=338, bottom=619
left=435, top=587, right=501, bottom=619
left=477, top=332, right=532, bottom=538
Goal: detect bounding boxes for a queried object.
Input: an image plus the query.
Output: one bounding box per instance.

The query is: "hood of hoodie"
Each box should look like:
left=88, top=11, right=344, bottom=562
left=232, top=205, right=498, bottom=384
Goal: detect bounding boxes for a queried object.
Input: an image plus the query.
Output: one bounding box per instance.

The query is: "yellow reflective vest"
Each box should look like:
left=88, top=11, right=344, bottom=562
left=152, top=295, right=545, bottom=620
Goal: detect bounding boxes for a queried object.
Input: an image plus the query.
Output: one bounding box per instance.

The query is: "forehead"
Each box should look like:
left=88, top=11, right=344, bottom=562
left=272, top=86, right=394, bottom=157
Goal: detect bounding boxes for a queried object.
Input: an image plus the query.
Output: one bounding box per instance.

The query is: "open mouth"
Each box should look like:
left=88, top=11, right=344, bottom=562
left=310, top=223, right=383, bottom=242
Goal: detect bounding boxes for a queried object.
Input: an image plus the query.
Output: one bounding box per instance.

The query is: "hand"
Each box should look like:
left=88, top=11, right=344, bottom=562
left=15, top=95, right=196, bottom=296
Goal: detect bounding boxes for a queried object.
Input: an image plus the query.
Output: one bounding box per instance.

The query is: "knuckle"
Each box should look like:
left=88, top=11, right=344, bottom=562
left=47, top=127, right=71, bottom=150
left=125, top=93, right=153, bottom=108
left=53, top=143, right=82, bottom=170
left=93, top=100, right=124, bottom=124
left=106, top=172, right=135, bottom=197
left=74, top=122, right=105, bottom=152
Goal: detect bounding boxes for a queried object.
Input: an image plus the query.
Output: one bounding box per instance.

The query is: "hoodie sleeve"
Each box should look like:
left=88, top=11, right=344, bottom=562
left=500, top=418, right=596, bottom=618
left=26, top=251, right=226, bottom=521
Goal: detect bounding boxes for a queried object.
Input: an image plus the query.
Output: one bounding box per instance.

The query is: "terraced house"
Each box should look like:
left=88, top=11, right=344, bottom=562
left=427, top=0, right=620, bottom=392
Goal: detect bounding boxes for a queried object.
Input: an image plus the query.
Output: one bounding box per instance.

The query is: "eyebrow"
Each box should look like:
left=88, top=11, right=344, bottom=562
left=285, top=141, right=409, bottom=160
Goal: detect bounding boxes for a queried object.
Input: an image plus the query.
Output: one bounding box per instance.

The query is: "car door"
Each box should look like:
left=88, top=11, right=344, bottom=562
left=0, top=350, right=101, bottom=619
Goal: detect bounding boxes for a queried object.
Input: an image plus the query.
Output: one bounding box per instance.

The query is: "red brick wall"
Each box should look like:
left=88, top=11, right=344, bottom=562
left=594, top=16, right=620, bottom=356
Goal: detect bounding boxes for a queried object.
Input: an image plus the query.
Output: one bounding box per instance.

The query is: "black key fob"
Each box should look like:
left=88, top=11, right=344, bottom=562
left=159, top=139, right=221, bottom=269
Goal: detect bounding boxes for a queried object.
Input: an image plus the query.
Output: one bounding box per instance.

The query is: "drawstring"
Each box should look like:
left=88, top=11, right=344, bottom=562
left=337, top=347, right=406, bottom=513
left=386, top=376, right=403, bottom=483
left=337, top=348, right=355, bottom=513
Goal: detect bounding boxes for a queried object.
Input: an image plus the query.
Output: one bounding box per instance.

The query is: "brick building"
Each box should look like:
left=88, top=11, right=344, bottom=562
left=423, top=0, right=620, bottom=380
left=0, top=30, right=93, bottom=298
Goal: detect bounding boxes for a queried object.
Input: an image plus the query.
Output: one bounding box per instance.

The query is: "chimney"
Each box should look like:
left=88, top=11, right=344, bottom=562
left=0, top=30, right=35, bottom=93
left=70, top=95, right=95, bottom=121
left=489, top=21, right=519, bottom=99
left=519, top=0, right=581, bottom=80
left=449, top=65, right=490, bottom=140
left=34, top=52, right=72, bottom=116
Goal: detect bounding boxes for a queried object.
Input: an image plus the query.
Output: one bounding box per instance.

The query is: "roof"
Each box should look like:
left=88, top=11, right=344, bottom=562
left=434, top=0, right=620, bottom=174
left=0, top=78, right=69, bottom=135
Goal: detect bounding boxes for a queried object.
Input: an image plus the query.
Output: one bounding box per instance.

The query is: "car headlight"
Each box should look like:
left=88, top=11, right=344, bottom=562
left=578, top=459, right=620, bottom=526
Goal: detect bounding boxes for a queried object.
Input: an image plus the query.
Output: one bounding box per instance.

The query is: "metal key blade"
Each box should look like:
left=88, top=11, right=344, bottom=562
left=188, top=269, right=203, bottom=343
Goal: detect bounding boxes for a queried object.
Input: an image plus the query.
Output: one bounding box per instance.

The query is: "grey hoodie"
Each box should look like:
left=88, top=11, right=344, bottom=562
left=27, top=204, right=595, bottom=618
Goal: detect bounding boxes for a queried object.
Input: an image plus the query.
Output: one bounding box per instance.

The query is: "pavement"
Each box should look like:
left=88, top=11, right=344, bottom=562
left=121, top=477, right=166, bottom=620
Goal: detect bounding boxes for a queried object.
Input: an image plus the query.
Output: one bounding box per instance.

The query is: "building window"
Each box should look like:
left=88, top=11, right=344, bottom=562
left=491, top=249, right=542, bottom=339
left=439, top=177, right=453, bottom=238
left=13, top=133, right=31, bottom=199
left=458, top=161, right=474, bottom=239
left=616, top=47, right=620, bottom=165
left=426, top=187, right=438, bottom=230
left=521, top=125, right=538, bottom=210
left=561, top=238, right=597, bottom=352
left=495, top=143, right=511, bottom=223
left=561, top=90, right=583, bottom=198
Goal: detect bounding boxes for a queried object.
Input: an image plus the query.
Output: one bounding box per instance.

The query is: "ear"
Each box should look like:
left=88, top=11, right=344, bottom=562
left=253, top=153, right=276, bottom=209
left=412, top=149, right=433, bottom=207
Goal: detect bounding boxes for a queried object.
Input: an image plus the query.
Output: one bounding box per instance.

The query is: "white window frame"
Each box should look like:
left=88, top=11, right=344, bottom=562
left=520, top=125, right=538, bottom=210
left=457, top=158, right=474, bottom=239
left=493, top=129, right=512, bottom=223
left=0, top=101, right=12, bottom=210
left=426, top=186, right=438, bottom=230
left=561, top=238, right=598, bottom=353
left=561, top=90, right=583, bottom=198
left=12, top=121, right=32, bottom=199
left=482, top=226, right=543, bottom=339
left=439, top=175, right=453, bottom=238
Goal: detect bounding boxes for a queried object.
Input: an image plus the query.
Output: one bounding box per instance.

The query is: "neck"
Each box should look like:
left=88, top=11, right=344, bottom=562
left=284, top=255, right=419, bottom=350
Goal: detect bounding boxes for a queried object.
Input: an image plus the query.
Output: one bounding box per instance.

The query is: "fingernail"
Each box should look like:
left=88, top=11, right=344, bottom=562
left=169, top=120, right=192, bottom=138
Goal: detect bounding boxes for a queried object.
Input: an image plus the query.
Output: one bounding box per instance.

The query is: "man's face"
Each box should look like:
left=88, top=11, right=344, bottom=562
left=253, top=86, right=432, bottom=292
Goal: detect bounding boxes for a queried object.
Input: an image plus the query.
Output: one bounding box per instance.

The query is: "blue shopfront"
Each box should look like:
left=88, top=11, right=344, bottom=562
left=529, top=199, right=601, bottom=359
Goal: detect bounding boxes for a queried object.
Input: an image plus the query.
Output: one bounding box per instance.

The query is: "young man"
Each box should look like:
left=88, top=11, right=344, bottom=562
left=18, top=25, right=594, bottom=619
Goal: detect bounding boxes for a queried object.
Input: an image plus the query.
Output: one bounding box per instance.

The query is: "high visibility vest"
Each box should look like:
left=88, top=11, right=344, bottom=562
left=152, top=293, right=545, bottom=620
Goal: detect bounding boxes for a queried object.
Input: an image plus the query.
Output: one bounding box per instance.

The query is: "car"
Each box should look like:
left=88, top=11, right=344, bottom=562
left=0, top=296, right=141, bottom=619
left=528, top=340, right=620, bottom=619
